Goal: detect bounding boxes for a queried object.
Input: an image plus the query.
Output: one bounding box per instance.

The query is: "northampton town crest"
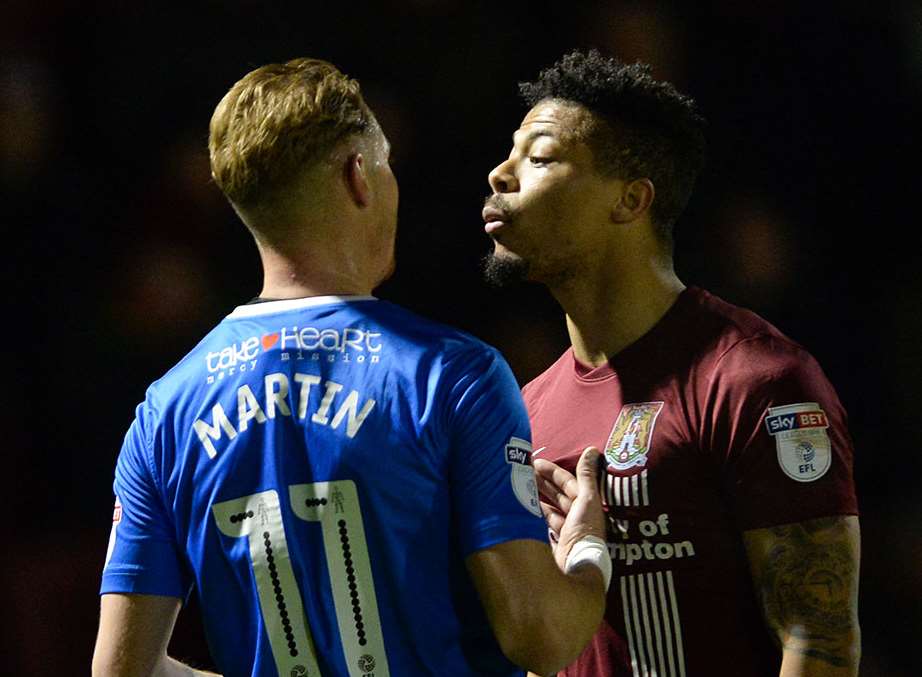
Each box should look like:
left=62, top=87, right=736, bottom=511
left=604, top=402, right=665, bottom=470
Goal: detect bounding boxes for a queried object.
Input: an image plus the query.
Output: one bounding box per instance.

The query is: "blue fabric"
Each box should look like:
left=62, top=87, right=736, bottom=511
left=101, top=296, right=547, bottom=676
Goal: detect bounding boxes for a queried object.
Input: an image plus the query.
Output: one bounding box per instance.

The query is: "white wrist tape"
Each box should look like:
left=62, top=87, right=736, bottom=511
left=564, top=535, right=612, bottom=591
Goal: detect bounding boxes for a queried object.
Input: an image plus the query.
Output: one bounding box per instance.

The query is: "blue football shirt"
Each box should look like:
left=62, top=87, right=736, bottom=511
left=101, top=295, right=548, bottom=676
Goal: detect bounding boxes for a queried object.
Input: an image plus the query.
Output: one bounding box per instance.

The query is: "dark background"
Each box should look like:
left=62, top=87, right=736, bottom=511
left=3, top=1, right=920, bottom=674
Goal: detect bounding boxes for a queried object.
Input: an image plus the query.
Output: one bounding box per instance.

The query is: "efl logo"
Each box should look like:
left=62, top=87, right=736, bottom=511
left=112, top=499, right=122, bottom=524
left=765, top=409, right=828, bottom=435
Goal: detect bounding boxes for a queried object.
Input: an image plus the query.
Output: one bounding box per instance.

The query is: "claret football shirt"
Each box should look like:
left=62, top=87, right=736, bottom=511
left=522, top=287, right=858, bottom=677
left=101, top=295, right=548, bottom=677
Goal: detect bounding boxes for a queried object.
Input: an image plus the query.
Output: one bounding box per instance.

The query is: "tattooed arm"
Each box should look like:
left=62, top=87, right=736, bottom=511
left=743, top=515, right=860, bottom=676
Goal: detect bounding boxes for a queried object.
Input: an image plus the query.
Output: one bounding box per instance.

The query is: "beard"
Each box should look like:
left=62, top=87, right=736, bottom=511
left=482, top=250, right=530, bottom=287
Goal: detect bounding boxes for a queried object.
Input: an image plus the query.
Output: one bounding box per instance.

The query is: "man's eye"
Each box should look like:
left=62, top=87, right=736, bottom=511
left=529, top=156, right=552, bottom=166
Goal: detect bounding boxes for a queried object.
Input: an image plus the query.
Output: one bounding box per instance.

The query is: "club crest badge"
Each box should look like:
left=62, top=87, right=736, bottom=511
left=604, top=402, right=664, bottom=470
left=764, top=402, right=832, bottom=482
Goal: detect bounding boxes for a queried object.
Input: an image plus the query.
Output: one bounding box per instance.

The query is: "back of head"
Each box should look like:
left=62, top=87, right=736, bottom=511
left=519, top=49, right=707, bottom=241
left=209, top=57, right=372, bottom=230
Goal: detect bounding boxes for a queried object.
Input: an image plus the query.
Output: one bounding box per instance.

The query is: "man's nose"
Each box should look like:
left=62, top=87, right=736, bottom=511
left=488, top=158, right=518, bottom=194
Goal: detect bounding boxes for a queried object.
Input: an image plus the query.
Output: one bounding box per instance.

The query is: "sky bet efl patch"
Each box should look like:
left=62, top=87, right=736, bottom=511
left=506, top=437, right=542, bottom=517
left=764, top=403, right=832, bottom=482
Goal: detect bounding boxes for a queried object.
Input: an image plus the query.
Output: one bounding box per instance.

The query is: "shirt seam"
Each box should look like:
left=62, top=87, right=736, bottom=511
left=225, top=295, right=378, bottom=319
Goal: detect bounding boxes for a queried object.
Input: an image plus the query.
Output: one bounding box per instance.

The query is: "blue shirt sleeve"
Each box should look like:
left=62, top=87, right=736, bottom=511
left=100, top=399, right=192, bottom=598
left=445, top=346, right=549, bottom=557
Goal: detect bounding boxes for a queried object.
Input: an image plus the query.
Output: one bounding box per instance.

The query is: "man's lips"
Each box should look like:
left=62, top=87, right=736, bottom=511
left=482, top=206, right=510, bottom=234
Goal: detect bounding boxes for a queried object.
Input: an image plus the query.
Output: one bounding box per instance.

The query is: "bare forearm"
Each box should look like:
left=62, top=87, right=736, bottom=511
left=517, top=566, right=605, bottom=675
left=769, top=531, right=860, bottom=676
left=472, top=450, right=609, bottom=675
left=155, top=656, right=222, bottom=677
left=779, top=634, right=860, bottom=676
left=744, top=516, right=861, bottom=677
left=468, top=540, right=605, bottom=676
left=777, top=623, right=860, bottom=676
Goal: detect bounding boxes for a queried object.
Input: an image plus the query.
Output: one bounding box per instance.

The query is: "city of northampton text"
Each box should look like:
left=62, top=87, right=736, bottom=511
left=607, top=513, right=696, bottom=565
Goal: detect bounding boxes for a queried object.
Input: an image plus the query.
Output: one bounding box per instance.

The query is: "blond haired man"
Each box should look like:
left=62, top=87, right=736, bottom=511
left=91, top=58, right=609, bottom=677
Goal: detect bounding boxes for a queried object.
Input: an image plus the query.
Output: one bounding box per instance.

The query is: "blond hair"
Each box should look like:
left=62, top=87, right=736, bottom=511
left=209, top=57, right=371, bottom=208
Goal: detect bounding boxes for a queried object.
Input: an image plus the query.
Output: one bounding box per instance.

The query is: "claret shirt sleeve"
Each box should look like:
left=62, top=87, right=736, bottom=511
left=704, top=335, right=858, bottom=531
left=442, top=346, right=548, bottom=557
left=100, top=398, right=191, bottom=598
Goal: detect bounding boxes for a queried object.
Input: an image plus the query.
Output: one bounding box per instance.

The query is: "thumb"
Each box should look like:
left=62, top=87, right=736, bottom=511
left=574, top=445, right=603, bottom=496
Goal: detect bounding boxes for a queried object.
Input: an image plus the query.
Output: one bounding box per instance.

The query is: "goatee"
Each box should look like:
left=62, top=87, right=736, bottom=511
left=482, top=251, right=530, bottom=287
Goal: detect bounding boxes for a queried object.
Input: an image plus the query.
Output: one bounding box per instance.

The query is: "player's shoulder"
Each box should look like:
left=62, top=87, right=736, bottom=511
left=366, top=299, right=498, bottom=352
left=336, top=298, right=507, bottom=378
left=139, top=320, right=234, bottom=415
left=690, top=287, right=825, bottom=382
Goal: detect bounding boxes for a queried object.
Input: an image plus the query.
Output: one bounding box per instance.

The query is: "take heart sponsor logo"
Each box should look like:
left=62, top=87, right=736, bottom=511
left=205, top=334, right=264, bottom=382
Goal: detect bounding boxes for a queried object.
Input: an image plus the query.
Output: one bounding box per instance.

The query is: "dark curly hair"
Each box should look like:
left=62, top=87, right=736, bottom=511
left=519, top=49, right=707, bottom=239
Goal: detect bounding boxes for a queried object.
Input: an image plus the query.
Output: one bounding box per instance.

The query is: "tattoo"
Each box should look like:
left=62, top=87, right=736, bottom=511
left=769, top=514, right=840, bottom=537
left=795, top=648, right=850, bottom=668
left=755, top=516, right=859, bottom=667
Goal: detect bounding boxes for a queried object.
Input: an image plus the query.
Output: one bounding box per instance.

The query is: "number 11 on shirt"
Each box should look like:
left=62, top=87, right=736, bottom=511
left=213, top=480, right=390, bottom=677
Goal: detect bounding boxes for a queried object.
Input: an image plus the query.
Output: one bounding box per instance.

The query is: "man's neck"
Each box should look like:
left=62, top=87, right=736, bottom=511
left=554, top=257, right=684, bottom=368
left=259, top=276, right=372, bottom=300
left=256, top=239, right=376, bottom=299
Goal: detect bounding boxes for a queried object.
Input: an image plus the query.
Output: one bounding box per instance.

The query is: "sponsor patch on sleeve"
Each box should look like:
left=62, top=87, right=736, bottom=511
left=505, top=437, right=542, bottom=517
left=764, top=403, right=832, bottom=482
left=104, top=497, right=122, bottom=568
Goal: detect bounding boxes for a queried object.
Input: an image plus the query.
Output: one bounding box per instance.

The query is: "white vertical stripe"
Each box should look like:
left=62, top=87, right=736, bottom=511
left=614, top=473, right=622, bottom=506
left=656, top=571, right=677, bottom=676
left=628, top=576, right=651, bottom=676
left=645, top=573, right=668, bottom=677
left=631, top=474, right=641, bottom=507
left=623, top=571, right=690, bottom=677
left=606, top=474, right=615, bottom=506
left=621, top=576, right=642, bottom=677
left=622, top=477, right=631, bottom=507
left=641, top=469, right=650, bottom=505
left=637, top=574, right=657, bottom=676
left=666, top=571, right=687, bottom=677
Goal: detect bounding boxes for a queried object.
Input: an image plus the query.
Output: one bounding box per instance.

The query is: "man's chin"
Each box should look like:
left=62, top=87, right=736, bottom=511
left=482, top=251, right=530, bottom=288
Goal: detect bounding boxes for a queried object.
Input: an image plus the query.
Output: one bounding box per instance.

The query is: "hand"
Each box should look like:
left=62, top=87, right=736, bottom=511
left=533, top=446, right=607, bottom=571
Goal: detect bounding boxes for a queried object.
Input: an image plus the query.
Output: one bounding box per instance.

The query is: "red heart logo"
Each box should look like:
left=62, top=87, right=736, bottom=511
left=261, top=333, right=280, bottom=350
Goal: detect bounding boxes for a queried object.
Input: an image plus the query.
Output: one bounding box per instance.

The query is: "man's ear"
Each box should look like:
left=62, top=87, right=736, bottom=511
left=611, top=178, right=654, bottom=224
left=344, top=153, right=371, bottom=208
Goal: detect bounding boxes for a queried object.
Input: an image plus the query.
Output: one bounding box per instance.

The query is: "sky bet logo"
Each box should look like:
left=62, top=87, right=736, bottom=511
left=506, top=443, right=531, bottom=465
left=764, top=409, right=828, bottom=434
left=206, top=326, right=383, bottom=383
